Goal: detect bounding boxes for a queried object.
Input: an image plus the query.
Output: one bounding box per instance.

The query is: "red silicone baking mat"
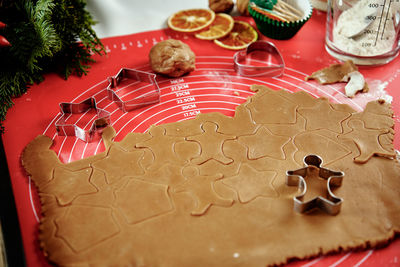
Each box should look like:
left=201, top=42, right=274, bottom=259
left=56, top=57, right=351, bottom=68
left=2, top=12, right=400, bottom=266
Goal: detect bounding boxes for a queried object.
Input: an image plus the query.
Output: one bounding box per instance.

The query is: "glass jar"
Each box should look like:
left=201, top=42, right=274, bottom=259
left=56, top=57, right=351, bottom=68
left=325, top=0, right=400, bottom=65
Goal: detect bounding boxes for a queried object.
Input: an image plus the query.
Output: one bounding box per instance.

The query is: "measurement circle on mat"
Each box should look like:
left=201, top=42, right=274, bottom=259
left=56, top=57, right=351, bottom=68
left=42, top=55, right=376, bottom=164
left=27, top=55, right=397, bottom=267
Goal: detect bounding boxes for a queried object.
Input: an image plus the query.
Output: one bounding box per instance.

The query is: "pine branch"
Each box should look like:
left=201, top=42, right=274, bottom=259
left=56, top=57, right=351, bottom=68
left=51, top=0, right=104, bottom=78
left=0, top=0, right=105, bottom=133
left=31, top=0, right=62, bottom=57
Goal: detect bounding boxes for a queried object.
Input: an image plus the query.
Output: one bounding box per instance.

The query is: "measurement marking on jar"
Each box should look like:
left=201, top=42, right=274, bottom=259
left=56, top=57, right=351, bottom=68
left=380, top=0, right=392, bottom=40
left=374, top=0, right=387, bottom=45
left=362, top=42, right=372, bottom=47
left=364, top=29, right=376, bottom=34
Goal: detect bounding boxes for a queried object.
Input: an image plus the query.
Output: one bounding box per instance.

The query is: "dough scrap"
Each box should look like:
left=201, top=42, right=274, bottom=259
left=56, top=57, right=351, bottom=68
left=22, top=85, right=400, bottom=266
left=305, top=60, right=369, bottom=97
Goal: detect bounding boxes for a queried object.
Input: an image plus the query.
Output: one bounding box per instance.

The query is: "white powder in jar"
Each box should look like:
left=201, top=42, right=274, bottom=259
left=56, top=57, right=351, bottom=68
left=332, top=0, right=399, bottom=56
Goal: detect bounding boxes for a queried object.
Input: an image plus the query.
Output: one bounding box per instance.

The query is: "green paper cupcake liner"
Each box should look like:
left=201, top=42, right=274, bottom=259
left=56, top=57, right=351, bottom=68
left=249, top=0, right=313, bottom=40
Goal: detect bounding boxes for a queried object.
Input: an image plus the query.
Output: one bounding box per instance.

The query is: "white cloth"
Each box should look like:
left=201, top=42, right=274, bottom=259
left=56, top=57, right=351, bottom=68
left=86, top=0, right=208, bottom=38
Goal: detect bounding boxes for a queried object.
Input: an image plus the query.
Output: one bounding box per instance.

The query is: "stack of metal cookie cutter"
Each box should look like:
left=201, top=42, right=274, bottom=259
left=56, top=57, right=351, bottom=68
left=55, top=97, right=111, bottom=142
left=233, top=40, right=285, bottom=77
left=55, top=68, right=160, bottom=142
left=286, top=154, right=344, bottom=215
left=107, top=68, right=160, bottom=112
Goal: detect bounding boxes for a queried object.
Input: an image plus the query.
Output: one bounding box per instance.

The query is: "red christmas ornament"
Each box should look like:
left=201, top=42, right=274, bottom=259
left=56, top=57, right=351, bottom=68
left=0, top=21, right=10, bottom=46
left=0, top=35, right=10, bottom=47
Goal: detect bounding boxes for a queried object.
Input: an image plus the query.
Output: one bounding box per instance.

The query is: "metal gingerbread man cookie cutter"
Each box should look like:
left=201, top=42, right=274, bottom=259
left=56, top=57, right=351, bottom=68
left=286, top=155, right=344, bottom=215
left=55, top=97, right=111, bottom=142
left=107, top=68, right=160, bottom=112
left=233, top=40, right=285, bottom=77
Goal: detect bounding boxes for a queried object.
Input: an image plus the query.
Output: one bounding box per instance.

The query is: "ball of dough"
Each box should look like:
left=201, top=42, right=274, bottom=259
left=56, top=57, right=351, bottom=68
left=149, top=39, right=195, bottom=78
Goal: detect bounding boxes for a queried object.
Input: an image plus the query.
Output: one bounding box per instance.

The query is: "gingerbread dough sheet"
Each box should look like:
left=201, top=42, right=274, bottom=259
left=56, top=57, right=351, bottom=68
left=22, top=85, right=400, bottom=266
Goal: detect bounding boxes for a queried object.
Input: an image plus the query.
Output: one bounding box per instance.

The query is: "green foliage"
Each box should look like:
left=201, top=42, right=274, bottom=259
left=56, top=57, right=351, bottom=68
left=0, top=0, right=105, bottom=133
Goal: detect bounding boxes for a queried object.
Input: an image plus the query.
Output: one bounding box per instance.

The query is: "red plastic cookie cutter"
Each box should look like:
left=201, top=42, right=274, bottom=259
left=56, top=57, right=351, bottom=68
left=233, top=40, right=285, bottom=77
left=286, top=155, right=344, bottom=215
left=55, top=97, right=111, bottom=142
left=107, top=68, right=160, bottom=112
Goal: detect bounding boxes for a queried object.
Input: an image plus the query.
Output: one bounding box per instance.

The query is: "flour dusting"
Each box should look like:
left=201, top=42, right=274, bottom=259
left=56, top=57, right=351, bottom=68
left=362, top=79, right=393, bottom=103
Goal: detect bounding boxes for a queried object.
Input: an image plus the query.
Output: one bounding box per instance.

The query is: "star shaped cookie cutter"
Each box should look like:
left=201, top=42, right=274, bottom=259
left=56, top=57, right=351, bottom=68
left=286, top=155, right=344, bottom=215
left=107, top=68, right=160, bottom=112
left=55, top=97, right=111, bottom=142
left=233, top=40, right=285, bottom=77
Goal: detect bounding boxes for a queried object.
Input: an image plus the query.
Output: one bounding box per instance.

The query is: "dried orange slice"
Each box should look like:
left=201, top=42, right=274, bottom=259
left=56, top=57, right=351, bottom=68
left=168, top=9, right=216, bottom=33
left=195, top=13, right=234, bottom=40
left=214, top=21, right=258, bottom=50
